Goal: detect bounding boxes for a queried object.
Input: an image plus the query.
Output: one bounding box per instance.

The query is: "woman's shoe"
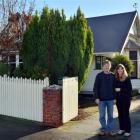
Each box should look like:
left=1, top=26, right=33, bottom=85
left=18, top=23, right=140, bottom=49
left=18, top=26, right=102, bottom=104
left=124, top=133, right=131, bottom=137
left=117, top=130, right=125, bottom=135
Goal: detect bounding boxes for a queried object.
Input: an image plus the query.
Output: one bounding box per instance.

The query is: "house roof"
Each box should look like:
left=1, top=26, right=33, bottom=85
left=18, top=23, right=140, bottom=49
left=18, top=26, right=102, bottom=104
left=87, top=11, right=137, bottom=53
left=126, top=39, right=140, bottom=49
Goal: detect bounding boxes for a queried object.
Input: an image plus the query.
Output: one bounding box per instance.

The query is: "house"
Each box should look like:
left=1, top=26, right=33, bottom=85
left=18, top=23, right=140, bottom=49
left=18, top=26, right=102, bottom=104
left=82, top=11, right=140, bottom=93
left=0, top=12, right=31, bottom=74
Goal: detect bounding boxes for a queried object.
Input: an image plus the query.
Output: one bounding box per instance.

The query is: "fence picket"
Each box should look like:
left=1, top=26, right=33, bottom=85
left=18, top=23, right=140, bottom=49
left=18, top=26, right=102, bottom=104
left=0, top=76, right=49, bottom=121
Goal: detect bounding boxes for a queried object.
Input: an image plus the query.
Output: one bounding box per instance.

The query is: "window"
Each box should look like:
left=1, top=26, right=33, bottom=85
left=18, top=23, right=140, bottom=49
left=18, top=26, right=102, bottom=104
left=95, top=56, right=102, bottom=69
left=95, top=56, right=109, bottom=69
left=9, top=55, right=16, bottom=63
left=129, top=51, right=137, bottom=78
left=129, top=51, right=137, bottom=60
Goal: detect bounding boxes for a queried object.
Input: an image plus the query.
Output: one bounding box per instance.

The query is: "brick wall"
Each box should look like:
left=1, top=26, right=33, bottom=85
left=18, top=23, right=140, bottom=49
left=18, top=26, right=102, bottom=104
left=43, top=86, right=62, bottom=127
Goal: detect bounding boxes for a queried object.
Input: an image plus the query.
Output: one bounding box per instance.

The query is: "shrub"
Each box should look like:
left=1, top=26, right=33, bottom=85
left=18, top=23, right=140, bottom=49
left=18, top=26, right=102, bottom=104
left=132, top=89, right=139, bottom=97
left=111, top=54, right=134, bottom=75
left=0, top=62, right=9, bottom=76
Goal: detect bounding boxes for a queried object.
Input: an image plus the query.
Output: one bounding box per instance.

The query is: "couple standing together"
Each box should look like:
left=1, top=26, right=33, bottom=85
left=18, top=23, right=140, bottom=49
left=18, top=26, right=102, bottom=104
left=93, top=60, right=132, bottom=137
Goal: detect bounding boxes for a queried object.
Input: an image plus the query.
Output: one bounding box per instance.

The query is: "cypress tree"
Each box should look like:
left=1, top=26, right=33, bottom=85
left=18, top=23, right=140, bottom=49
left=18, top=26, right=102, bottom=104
left=22, top=7, right=94, bottom=90
left=48, top=9, right=70, bottom=83
left=66, top=7, right=93, bottom=90
left=22, top=13, right=39, bottom=76
left=37, top=7, right=50, bottom=75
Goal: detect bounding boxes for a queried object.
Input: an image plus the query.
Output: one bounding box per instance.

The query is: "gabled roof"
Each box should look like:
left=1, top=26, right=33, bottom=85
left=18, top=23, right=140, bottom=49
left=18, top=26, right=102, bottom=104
left=126, top=39, right=140, bottom=49
left=87, top=11, right=137, bottom=53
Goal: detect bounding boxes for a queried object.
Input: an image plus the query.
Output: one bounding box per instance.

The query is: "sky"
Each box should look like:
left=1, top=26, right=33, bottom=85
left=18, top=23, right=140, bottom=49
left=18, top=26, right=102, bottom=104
left=34, top=0, right=140, bottom=18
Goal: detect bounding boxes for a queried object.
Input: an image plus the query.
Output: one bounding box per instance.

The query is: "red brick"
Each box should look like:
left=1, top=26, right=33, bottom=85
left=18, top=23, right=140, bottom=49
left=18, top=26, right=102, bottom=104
left=43, top=86, right=62, bottom=128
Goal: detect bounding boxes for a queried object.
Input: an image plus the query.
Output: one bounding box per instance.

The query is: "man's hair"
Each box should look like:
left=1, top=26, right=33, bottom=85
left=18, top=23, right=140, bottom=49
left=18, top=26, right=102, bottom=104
left=102, top=60, right=111, bottom=66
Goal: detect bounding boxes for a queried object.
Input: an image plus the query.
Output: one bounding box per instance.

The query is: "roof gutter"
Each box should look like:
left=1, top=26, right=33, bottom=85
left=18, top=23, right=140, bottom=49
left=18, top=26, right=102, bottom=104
left=93, top=52, right=119, bottom=55
left=93, top=52, right=119, bottom=58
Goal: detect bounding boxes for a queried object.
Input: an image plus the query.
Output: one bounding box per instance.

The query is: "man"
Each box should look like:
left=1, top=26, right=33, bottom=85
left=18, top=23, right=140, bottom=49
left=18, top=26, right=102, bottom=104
left=93, top=60, right=115, bottom=136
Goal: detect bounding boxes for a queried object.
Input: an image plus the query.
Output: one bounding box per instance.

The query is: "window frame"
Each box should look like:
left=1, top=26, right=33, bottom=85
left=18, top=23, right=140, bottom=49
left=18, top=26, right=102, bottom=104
left=95, top=56, right=109, bottom=70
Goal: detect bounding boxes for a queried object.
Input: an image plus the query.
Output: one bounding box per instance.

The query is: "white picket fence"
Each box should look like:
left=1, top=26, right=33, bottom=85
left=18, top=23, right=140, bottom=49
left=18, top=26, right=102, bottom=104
left=0, top=76, right=49, bottom=122
left=62, top=77, right=78, bottom=123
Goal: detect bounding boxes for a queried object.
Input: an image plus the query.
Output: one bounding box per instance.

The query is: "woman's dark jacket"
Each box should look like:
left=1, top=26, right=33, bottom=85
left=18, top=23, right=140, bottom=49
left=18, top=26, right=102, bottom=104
left=115, top=77, right=132, bottom=98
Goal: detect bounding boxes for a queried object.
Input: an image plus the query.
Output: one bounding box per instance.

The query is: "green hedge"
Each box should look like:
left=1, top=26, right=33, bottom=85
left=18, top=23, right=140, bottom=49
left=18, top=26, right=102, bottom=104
left=0, top=62, right=9, bottom=76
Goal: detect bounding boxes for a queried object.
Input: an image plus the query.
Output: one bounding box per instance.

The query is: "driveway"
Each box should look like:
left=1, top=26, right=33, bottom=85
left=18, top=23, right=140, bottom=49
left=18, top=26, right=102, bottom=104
left=19, top=95, right=140, bottom=140
left=0, top=115, right=49, bottom=140
left=0, top=95, right=140, bottom=140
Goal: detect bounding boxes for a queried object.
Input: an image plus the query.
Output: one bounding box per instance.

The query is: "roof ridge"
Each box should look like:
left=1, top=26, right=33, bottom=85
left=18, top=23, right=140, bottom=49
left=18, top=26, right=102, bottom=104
left=86, top=11, right=137, bottom=19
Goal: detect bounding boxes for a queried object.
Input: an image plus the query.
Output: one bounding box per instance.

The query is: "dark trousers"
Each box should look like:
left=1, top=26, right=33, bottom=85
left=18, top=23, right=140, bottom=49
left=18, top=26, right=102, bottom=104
left=116, top=96, right=131, bottom=133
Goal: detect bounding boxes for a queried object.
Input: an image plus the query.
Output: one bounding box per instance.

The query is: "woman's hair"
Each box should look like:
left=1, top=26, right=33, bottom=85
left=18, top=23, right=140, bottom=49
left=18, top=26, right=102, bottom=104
left=114, top=64, right=128, bottom=81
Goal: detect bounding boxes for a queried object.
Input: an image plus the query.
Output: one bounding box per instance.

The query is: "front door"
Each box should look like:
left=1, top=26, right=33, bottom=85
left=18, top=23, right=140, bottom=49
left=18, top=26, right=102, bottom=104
left=129, top=51, right=137, bottom=79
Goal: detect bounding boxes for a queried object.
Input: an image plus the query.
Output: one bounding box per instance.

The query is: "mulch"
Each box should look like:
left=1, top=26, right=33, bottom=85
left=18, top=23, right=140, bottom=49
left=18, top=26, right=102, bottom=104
left=72, top=94, right=96, bottom=121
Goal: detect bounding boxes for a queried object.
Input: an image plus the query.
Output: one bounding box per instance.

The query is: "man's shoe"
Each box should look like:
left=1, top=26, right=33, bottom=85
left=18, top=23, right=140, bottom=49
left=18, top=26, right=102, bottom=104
left=124, top=133, right=131, bottom=137
left=117, top=130, right=125, bottom=135
left=108, top=131, right=116, bottom=136
left=98, top=131, right=105, bottom=136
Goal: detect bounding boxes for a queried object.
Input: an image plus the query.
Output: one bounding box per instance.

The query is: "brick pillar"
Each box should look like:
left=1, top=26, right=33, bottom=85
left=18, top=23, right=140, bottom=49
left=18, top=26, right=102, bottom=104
left=43, top=85, right=62, bottom=127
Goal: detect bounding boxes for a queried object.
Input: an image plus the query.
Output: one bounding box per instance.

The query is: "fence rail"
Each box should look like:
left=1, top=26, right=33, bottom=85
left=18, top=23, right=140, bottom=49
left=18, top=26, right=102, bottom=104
left=0, top=76, right=49, bottom=122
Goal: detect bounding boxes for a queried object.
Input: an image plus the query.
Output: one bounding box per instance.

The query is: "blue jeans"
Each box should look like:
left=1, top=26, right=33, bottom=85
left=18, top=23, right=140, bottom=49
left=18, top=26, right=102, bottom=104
left=99, top=100, right=114, bottom=132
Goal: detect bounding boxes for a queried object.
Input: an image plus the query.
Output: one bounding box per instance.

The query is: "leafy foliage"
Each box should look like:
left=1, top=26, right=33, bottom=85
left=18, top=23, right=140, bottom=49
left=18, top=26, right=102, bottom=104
left=22, top=13, right=39, bottom=71
left=66, top=8, right=93, bottom=90
left=111, top=54, right=134, bottom=75
left=22, top=7, right=93, bottom=91
left=0, top=62, right=9, bottom=76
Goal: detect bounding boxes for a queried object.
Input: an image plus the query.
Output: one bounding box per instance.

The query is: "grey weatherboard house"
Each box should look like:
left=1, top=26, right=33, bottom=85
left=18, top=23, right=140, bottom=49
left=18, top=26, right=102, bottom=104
left=82, top=11, right=140, bottom=93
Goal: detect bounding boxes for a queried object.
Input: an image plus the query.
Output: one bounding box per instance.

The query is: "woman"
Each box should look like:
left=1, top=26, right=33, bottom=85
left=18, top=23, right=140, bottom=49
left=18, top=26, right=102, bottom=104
left=114, top=64, right=132, bottom=137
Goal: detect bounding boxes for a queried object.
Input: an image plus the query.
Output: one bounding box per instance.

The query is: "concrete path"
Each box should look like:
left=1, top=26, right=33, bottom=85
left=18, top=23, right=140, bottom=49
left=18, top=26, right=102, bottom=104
left=19, top=96, right=140, bottom=140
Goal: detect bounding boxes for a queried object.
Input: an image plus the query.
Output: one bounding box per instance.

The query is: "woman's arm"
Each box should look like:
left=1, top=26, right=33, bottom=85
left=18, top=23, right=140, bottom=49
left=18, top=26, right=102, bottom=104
left=124, top=77, right=132, bottom=97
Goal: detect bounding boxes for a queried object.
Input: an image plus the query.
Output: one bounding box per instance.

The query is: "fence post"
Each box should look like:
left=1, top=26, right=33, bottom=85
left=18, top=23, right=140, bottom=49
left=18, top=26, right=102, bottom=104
left=44, top=77, right=49, bottom=87
left=43, top=85, right=62, bottom=127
